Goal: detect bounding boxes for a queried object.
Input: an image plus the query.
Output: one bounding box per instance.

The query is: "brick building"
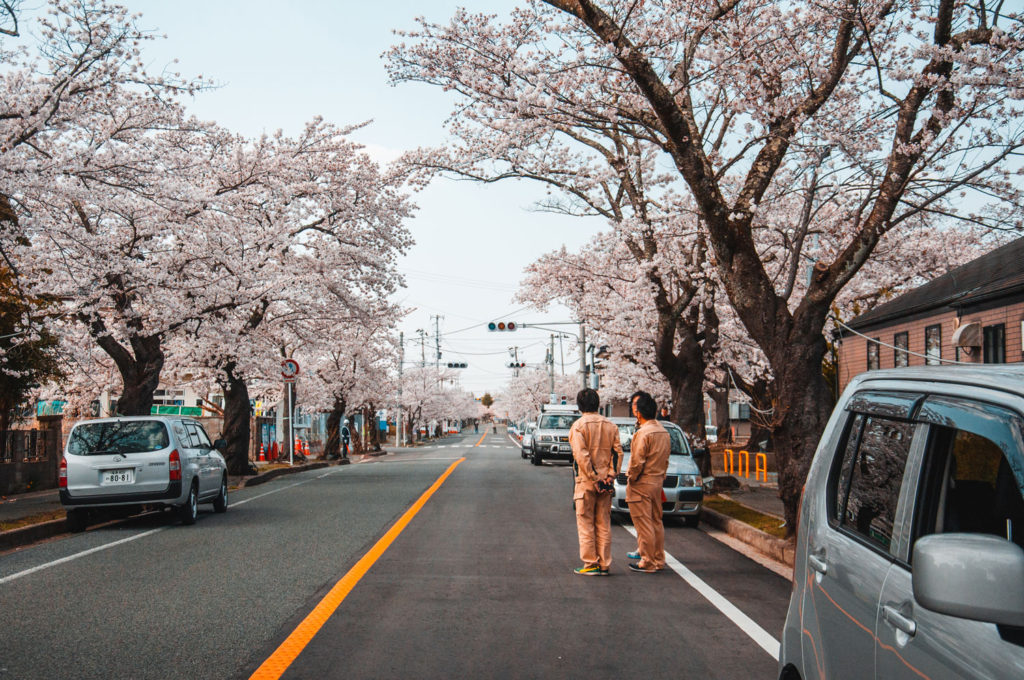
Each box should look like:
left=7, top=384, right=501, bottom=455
left=837, top=237, right=1024, bottom=394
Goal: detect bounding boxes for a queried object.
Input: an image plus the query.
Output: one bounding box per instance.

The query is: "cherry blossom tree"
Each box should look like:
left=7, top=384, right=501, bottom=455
left=391, top=0, right=1024, bottom=530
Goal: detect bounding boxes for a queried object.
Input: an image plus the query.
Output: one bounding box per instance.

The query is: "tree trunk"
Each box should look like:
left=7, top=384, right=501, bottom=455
left=710, top=386, right=731, bottom=443
left=366, top=403, right=382, bottom=452
left=221, top=362, right=252, bottom=476
left=769, top=335, right=834, bottom=537
left=96, top=333, right=164, bottom=416
left=324, top=396, right=346, bottom=459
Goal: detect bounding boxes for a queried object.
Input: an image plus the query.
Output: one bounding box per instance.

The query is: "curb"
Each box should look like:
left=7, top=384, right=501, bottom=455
left=700, top=506, right=795, bottom=567
left=0, top=462, right=341, bottom=552
left=0, top=518, right=67, bottom=553
left=241, top=461, right=333, bottom=487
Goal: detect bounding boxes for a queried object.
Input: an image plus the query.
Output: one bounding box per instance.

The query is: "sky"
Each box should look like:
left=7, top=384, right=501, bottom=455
left=119, top=0, right=606, bottom=398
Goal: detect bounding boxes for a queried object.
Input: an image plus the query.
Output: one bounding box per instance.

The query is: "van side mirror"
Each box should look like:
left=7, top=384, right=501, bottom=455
left=213, top=439, right=227, bottom=451
left=913, top=533, right=1024, bottom=627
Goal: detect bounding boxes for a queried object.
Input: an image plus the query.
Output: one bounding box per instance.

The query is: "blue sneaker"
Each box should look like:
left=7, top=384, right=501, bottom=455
left=627, top=550, right=641, bottom=560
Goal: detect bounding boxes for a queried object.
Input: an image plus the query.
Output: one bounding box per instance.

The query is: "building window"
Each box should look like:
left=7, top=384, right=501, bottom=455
left=983, top=324, right=1006, bottom=364
left=894, top=332, right=909, bottom=367
left=867, top=339, right=880, bottom=371
left=924, top=325, right=941, bottom=365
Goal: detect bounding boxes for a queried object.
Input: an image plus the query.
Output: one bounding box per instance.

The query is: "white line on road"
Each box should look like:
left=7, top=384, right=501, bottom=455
left=623, top=525, right=780, bottom=660
left=1, top=472, right=331, bottom=586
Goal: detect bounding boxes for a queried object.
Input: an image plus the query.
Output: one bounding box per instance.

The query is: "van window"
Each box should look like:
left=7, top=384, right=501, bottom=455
left=913, top=400, right=1024, bottom=553
left=538, top=414, right=580, bottom=430
left=184, top=423, right=212, bottom=449
left=831, top=414, right=915, bottom=550
left=68, top=420, right=170, bottom=455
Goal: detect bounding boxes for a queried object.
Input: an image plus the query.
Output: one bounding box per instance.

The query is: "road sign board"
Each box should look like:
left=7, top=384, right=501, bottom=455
left=281, top=358, right=300, bottom=382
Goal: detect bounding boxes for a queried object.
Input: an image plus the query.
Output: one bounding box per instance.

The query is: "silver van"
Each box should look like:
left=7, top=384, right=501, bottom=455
left=529, top=405, right=580, bottom=465
left=780, top=366, right=1024, bottom=679
left=60, top=416, right=229, bottom=532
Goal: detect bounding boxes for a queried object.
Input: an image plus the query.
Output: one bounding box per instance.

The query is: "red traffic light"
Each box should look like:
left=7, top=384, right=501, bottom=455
left=507, top=322, right=516, bottom=331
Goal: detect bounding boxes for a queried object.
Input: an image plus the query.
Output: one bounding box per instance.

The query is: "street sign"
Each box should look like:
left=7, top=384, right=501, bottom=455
left=281, top=358, right=300, bottom=383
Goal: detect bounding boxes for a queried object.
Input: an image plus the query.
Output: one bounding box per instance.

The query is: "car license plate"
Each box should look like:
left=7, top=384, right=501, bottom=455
left=560, top=444, right=572, bottom=452
left=102, top=469, right=134, bottom=484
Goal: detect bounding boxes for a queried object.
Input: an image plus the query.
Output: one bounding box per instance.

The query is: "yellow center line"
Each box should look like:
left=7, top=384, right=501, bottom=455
left=474, top=433, right=486, bottom=447
left=249, top=457, right=467, bottom=680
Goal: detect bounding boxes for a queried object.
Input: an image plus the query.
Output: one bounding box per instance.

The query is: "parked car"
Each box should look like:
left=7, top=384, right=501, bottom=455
left=520, top=421, right=537, bottom=459
left=60, top=416, right=228, bottom=532
left=609, top=417, right=703, bottom=526
left=530, top=404, right=581, bottom=465
left=779, top=366, right=1024, bottom=680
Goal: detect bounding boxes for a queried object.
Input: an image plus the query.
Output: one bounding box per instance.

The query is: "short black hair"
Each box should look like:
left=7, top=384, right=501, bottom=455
left=629, top=391, right=647, bottom=405
left=635, top=393, right=657, bottom=420
left=577, top=388, right=600, bottom=413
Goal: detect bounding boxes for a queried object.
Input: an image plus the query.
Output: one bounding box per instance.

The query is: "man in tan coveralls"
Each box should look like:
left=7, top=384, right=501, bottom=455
left=569, top=388, right=622, bottom=576
left=626, top=392, right=671, bottom=573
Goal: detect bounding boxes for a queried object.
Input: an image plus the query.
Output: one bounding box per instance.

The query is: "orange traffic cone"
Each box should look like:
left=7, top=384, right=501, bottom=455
left=259, top=443, right=266, bottom=461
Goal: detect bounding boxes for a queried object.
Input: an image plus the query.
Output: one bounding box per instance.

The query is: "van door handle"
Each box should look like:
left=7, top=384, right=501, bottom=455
left=882, top=605, right=917, bottom=637
left=808, top=551, right=828, bottom=575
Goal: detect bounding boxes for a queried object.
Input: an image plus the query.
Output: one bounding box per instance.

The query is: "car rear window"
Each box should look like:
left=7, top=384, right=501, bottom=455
left=68, top=421, right=170, bottom=455
left=617, top=424, right=690, bottom=455
left=539, top=414, right=580, bottom=430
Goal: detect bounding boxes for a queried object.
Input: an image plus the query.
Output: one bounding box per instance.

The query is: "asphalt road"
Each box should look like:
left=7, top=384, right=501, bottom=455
left=0, top=431, right=790, bottom=679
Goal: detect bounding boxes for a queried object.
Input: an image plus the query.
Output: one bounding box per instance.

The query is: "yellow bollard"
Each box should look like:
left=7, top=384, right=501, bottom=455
left=755, top=453, right=768, bottom=482
left=737, top=450, right=750, bottom=478
left=722, top=448, right=734, bottom=475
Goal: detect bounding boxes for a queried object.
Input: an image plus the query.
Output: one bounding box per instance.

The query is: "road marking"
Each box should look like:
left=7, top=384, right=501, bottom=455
left=623, top=525, right=780, bottom=660
left=0, top=472, right=332, bottom=586
left=249, top=457, right=466, bottom=680
left=474, top=433, right=486, bottom=447
left=0, top=527, right=166, bottom=586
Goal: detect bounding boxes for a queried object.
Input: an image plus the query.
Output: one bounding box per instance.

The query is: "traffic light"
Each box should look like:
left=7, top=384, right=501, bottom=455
left=446, top=362, right=468, bottom=369
left=487, top=321, right=517, bottom=331
left=507, top=362, right=526, bottom=368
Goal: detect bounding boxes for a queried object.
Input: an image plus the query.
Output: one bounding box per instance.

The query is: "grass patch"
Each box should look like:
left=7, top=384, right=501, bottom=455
left=0, top=509, right=65, bottom=532
left=704, top=496, right=788, bottom=539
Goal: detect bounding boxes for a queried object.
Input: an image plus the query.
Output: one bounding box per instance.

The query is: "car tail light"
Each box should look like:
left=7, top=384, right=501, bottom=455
left=59, top=457, right=68, bottom=488
left=169, top=449, right=181, bottom=481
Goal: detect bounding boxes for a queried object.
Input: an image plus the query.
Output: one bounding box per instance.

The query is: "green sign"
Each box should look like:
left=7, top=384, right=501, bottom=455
left=151, top=405, right=203, bottom=417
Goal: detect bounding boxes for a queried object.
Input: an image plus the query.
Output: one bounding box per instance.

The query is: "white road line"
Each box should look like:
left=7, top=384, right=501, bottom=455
left=1, top=472, right=328, bottom=586
left=623, top=525, right=780, bottom=660
left=0, top=528, right=166, bottom=586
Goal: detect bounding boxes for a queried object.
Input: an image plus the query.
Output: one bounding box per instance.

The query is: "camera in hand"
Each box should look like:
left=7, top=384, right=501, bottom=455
left=596, top=479, right=614, bottom=492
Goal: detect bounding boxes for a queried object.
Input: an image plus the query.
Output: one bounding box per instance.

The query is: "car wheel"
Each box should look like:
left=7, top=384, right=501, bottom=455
left=684, top=514, right=700, bottom=528
left=213, top=476, right=228, bottom=513
left=66, top=508, right=88, bottom=533
left=531, top=450, right=542, bottom=466
left=179, top=482, right=198, bottom=525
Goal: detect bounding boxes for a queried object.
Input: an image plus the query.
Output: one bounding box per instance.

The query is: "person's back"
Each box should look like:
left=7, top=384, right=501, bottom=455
left=569, top=413, right=620, bottom=482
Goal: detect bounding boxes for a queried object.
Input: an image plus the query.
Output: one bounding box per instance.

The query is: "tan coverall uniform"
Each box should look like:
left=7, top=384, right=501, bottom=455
left=627, top=419, right=671, bottom=570
left=569, top=412, right=623, bottom=571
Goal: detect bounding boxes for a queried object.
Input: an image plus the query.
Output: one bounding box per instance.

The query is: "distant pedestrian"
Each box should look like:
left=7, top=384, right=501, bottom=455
left=474, top=421, right=479, bottom=434
left=569, top=388, right=622, bottom=576
left=341, top=419, right=351, bottom=459
left=658, top=406, right=671, bottom=421
left=627, top=393, right=671, bottom=573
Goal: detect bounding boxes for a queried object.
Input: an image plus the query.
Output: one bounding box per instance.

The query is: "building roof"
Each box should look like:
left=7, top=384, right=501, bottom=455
left=845, top=236, right=1024, bottom=332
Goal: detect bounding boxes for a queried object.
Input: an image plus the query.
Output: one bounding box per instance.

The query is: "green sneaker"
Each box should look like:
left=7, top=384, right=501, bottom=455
left=574, top=565, right=601, bottom=576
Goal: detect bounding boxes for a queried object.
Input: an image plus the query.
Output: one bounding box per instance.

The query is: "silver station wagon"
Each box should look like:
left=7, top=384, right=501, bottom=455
left=59, top=416, right=228, bottom=532
left=610, top=417, right=704, bottom=527
left=780, top=366, right=1024, bottom=680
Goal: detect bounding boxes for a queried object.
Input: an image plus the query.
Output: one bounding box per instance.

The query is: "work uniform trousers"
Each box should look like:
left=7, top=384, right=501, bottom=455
left=629, top=491, right=665, bottom=570
left=574, top=483, right=613, bottom=570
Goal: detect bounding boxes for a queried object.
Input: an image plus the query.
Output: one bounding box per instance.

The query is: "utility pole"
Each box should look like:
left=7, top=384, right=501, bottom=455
left=432, top=314, right=443, bottom=370
left=579, top=322, right=587, bottom=390
left=417, top=328, right=427, bottom=368
left=398, top=331, right=404, bottom=447
left=548, top=334, right=555, bottom=397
